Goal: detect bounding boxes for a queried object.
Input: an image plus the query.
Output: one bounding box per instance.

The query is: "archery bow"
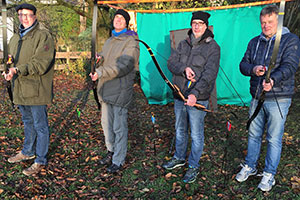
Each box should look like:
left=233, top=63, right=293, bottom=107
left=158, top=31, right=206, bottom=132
left=246, top=0, right=285, bottom=130
left=137, top=39, right=211, bottom=112
left=91, top=0, right=101, bottom=110
left=1, top=0, right=14, bottom=109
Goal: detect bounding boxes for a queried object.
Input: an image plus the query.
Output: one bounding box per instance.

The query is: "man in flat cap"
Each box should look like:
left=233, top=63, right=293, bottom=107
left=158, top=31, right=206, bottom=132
left=90, top=9, right=139, bottom=173
left=162, top=11, right=220, bottom=183
left=3, top=3, right=55, bottom=176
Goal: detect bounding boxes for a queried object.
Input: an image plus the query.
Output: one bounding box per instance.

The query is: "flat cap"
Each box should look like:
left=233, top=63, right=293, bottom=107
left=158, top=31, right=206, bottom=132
left=16, top=3, right=37, bottom=15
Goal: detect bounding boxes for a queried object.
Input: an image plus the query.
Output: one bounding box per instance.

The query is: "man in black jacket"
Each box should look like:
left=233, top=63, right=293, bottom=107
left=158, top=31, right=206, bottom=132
left=162, top=11, right=220, bottom=183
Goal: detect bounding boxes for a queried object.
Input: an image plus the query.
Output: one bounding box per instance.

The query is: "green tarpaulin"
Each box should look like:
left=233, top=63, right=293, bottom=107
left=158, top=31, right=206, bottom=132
left=137, top=5, right=266, bottom=106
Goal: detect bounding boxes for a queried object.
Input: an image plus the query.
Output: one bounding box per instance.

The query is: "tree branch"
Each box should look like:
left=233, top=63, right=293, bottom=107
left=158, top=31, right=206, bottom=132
left=56, top=0, right=92, bottom=19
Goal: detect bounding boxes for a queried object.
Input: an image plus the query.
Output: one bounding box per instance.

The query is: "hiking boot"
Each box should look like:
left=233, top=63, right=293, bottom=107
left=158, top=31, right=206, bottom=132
left=8, top=152, right=35, bottom=163
left=183, top=166, right=199, bottom=183
left=22, top=163, right=44, bottom=176
left=236, top=163, right=257, bottom=182
left=99, top=151, right=113, bottom=165
left=162, top=158, right=185, bottom=170
left=107, top=163, right=121, bottom=173
left=258, top=172, right=276, bottom=192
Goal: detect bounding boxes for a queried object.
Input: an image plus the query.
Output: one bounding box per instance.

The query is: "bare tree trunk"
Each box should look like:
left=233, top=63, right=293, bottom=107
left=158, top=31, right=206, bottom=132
left=285, top=1, right=300, bottom=36
left=79, top=0, right=87, bottom=33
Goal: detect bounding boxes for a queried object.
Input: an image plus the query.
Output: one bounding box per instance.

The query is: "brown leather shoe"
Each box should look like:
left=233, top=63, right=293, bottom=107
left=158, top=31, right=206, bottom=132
left=22, top=163, right=44, bottom=176
left=8, top=152, right=35, bottom=163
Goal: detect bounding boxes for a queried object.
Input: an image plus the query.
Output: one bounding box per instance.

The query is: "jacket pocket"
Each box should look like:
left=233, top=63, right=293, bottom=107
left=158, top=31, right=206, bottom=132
left=191, top=54, right=206, bottom=68
left=20, top=77, right=39, bottom=98
left=179, top=54, right=189, bottom=64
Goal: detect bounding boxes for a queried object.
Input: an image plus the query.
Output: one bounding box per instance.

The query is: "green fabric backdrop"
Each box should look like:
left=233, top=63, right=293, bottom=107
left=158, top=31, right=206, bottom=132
left=137, top=6, right=265, bottom=106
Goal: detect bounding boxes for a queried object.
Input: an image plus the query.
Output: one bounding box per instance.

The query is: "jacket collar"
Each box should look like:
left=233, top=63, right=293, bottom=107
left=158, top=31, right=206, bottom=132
left=186, top=28, right=214, bottom=45
left=19, top=20, right=38, bottom=38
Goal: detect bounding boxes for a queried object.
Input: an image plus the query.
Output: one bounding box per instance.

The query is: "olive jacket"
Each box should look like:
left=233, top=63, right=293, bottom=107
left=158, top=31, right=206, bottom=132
left=9, top=21, right=55, bottom=105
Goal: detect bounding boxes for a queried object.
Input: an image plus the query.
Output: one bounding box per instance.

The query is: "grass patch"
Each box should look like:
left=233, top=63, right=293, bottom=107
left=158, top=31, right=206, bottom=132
left=0, top=71, right=299, bottom=199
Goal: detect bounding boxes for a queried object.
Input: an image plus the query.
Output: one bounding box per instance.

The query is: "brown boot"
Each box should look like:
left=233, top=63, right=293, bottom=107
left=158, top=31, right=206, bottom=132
left=22, top=163, right=44, bottom=176
left=8, top=152, right=35, bottom=163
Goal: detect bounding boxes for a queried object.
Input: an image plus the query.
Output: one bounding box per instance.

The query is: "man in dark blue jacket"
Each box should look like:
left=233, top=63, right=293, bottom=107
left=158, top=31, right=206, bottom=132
left=236, top=5, right=300, bottom=192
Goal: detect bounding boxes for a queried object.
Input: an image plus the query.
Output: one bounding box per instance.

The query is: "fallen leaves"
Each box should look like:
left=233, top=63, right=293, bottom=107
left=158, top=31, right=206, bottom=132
left=283, top=132, right=294, bottom=145
left=165, top=172, right=177, bottom=180
left=66, top=177, right=76, bottom=181
left=140, top=188, right=150, bottom=193
left=0, top=71, right=299, bottom=199
left=165, top=172, right=172, bottom=179
left=291, top=176, right=300, bottom=192
left=171, top=182, right=182, bottom=193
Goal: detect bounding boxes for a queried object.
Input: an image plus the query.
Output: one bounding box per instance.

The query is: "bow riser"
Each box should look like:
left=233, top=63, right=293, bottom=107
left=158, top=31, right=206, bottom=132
left=1, top=0, right=14, bottom=109
left=1, top=0, right=8, bottom=70
left=91, top=0, right=101, bottom=110
left=265, top=1, right=285, bottom=83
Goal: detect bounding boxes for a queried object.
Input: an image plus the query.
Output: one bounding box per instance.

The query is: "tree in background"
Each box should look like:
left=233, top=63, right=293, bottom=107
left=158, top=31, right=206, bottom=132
left=38, top=4, right=81, bottom=51
left=55, top=0, right=113, bottom=52
left=6, top=0, right=299, bottom=52
left=284, top=1, right=300, bottom=36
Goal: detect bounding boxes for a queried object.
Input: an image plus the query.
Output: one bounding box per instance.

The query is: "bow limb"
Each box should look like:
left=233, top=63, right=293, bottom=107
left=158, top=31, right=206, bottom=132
left=246, top=0, right=285, bottom=130
left=91, top=0, right=101, bottom=110
left=137, top=39, right=211, bottom=112
left=1, top=0, right=7, bottom=69
left=1, top=0, right=14, bottom=109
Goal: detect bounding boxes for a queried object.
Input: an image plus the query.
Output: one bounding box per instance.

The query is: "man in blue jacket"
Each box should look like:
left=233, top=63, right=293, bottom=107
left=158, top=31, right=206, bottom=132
left=236, top=5, right=300, bottom=192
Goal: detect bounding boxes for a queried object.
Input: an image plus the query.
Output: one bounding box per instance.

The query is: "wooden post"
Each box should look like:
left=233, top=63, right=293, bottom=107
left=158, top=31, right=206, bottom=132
left=66, top=46, right=70, bottom=66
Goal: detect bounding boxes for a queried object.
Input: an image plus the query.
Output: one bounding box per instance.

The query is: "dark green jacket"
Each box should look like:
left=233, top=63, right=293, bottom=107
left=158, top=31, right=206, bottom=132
left=8, top=22, right=55, bottom=105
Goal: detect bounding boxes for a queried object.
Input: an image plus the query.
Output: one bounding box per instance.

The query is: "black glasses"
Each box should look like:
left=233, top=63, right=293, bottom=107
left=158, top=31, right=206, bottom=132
left=192, top=21, right=205, bottom=27
left=18, top=13, right=35, bottom=18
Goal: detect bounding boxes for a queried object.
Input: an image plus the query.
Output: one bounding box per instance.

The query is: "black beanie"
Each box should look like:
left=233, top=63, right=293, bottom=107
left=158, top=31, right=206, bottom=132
left=190, top=11, right=210, bottom=26
left=114, top=9, right=130, bottom=27
left=16, top=3, right=37, bottom=15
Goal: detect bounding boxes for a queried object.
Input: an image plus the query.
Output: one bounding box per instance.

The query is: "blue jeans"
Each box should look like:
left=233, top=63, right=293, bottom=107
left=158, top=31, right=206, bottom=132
left=19, top=105, right=50, bottom=165
left=173, top=98, right=208, bottom=168
left=245, top=98, right=291, bottom=175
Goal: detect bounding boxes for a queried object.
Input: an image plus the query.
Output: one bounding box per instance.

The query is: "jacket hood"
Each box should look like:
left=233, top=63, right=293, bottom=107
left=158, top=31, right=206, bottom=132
left=259, top=27, right=290, bottom=41
left=253, top=27, right=290, bottom=62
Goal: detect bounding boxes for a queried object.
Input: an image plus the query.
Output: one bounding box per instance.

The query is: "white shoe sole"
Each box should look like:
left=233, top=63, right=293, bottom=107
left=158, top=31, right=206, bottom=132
left=164, top=162, right=185, bottom=170
left=236, top=170, right=257, bottom=182
left=258, top=180, right=276, bottom=192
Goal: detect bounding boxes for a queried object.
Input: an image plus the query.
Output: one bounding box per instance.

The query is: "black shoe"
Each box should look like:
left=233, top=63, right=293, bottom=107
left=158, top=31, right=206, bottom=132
left=99, top=151, right=113, bottom=165
left=107, top=163, right=121, bottom=173
left=183, top=166, right=199, bottom=183
left=162, top=158, right=185, bottom=170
